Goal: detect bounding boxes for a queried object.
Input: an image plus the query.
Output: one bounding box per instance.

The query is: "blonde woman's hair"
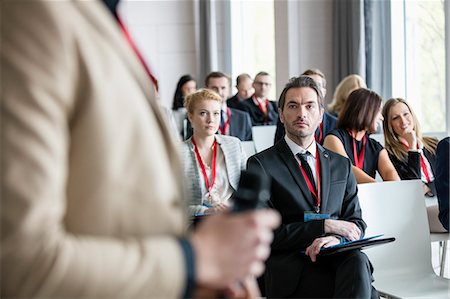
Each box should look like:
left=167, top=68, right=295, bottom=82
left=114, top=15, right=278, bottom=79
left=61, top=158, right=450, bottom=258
left=184, top=88, right=222, bottom=114
left=382, top=98, right=438, bottom=161
left=328, top=74, right=366, bottom=116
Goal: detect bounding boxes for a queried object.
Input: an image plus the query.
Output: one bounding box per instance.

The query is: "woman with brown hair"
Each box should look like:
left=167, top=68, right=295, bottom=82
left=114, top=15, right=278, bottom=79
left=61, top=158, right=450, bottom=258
left=382, top=98, right=438, bottom=197
left=323, top=88, right=400, bottom=183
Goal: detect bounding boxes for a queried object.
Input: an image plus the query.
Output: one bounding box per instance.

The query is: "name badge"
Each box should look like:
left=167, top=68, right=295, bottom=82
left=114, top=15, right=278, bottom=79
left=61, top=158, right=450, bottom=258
left=304, top=212, right=330, bottom=222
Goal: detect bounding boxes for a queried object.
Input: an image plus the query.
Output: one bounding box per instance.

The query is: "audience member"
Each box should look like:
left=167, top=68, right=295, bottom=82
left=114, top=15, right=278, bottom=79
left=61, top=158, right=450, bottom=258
left=328, top=74, right=367, bottom=118
left=227, top=73, right=254, bottom=109
left=247, top=76, right=377, bottom=298
left=184, top=72, right=253, bottom=141
left=382, top=98, right=438, bottom=197
left=182, top=89, right=247, bottom=216
left=0, top=1, right=281, bottom=297
left=238, top=71, right=278, bottom=126
left=172, top=74, right=197, bottom=110
left=274, top=68, right=337, bottom=144
left=323, top=88, right=400, bottom=183
left=435, top=137, right=449, bottom=231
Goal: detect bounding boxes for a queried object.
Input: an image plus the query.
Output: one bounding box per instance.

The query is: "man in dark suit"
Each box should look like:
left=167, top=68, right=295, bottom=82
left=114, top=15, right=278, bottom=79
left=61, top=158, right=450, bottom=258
left=227, top=73, right=254, bottom=109
left=247, top=76, right=377, bottom=298
left=435, top=137, right=449, bottom=231
left=274, top=68, right=337, bottom=144
left=184, top=72, right=253, bottom=141
left=238, top=71, right=278, bottom=126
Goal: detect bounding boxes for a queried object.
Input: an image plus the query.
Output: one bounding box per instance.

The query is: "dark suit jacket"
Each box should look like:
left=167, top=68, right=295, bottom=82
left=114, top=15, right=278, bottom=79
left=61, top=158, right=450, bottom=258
left=237, top=96, right=278, bottom=126
left=184, top=107, right=253, bottom=141
left=274, top=111, right=337, bottom=145
left=247, top=139, right=366, bottom=297
left=227, top=94, right=242, bottom=109
left=389, top=147, right=436, bottom=195
left=435, top=137, right=449, bottom=230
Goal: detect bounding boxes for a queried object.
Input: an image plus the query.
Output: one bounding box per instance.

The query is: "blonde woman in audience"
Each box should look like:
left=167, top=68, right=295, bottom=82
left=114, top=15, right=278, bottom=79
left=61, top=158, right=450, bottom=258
left=182, top=89, right=246, bottom=216
left=323, top=88, right=400, bottom=183
left=328, top=74, right=367, bottom=117
left=382, top=98, right=438, bottom=197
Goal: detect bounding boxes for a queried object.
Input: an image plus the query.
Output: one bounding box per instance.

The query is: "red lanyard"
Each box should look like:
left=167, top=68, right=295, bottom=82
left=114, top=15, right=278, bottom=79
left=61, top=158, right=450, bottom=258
left=192, top=138, right=217, bottom=192
left=117, top=18, right=158, bottom=91
left=401, top=141, right=431, bottom=183
left=219, top=108, right=231, bottom=135
left=315, top=122, right=323, bottom=144
left=298, top=148, right=321, bottom=212
left=348, top=130, right=366, bottom=169
left=254, top=96, right=269, bottom=124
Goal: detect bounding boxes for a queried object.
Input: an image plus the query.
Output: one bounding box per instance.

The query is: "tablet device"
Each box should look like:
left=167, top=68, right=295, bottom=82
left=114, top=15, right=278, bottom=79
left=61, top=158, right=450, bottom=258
left=319, top=235, right=395, bottom=256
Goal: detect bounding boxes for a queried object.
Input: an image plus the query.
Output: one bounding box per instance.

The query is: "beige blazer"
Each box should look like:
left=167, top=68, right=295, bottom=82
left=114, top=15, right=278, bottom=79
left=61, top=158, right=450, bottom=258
left=1, top=1, right=188, bottom=298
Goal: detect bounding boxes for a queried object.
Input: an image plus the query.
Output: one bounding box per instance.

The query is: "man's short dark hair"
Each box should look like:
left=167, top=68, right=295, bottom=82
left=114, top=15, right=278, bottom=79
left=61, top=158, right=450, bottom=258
left=278, top=76, right=324, bottom=111
left=205, top=71, right=231, bottom=87
left=254, top=71, right=270, bottom=79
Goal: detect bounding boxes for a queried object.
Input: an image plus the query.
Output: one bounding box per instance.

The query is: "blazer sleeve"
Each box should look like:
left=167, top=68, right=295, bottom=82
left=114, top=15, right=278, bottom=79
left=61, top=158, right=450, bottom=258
left=390, top=151, right=421, bottom=180
left=1, top=3, right=187, bottom=298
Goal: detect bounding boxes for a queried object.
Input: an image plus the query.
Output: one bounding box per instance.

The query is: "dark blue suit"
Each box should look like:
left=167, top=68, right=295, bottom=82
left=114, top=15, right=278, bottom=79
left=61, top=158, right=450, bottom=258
left=184, top=108, right=253, bottom=141
left=435, top=137, right=449, bottom=231
left=274, top=111, right=337, bottom=145
left=226, top=94, right=242, bottom=109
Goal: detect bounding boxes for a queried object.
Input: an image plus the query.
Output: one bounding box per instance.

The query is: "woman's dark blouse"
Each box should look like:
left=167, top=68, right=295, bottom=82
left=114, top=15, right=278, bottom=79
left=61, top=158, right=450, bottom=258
left=388, top=147, right=436, bottom=195
left=328, top=128, right=384, bottom=178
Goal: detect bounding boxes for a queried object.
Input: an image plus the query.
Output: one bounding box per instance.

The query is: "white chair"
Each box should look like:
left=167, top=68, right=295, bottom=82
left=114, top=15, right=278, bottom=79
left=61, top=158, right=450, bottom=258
left=357, top=180, right=449, bottom=298
left=252, top=125, right=276, bottom=153
left=369, top=133, right=385, bottom=146
left=241, top=141, right=256, bottom=158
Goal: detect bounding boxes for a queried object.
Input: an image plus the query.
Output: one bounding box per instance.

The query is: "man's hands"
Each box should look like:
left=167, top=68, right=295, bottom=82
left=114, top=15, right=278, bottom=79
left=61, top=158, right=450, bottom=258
left=324, top=219, right=361, bottom=241
left=305, top=236, right=340, bottom=262
left=191, top=209, right=280, bottom=290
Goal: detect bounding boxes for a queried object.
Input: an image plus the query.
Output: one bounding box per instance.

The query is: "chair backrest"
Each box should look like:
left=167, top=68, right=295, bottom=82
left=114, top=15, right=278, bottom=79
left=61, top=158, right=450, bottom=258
left=241, top=141, right=256, bottom=158
left=252, top=125, right=276, bottom=152
left=369, top=133, right=384, bottom=146
left=357, top=180, right=434, bottom=278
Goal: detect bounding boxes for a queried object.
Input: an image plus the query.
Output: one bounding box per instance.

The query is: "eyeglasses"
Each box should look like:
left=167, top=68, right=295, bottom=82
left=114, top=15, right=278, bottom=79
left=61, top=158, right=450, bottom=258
left=254, top=81, right=271, bottom=86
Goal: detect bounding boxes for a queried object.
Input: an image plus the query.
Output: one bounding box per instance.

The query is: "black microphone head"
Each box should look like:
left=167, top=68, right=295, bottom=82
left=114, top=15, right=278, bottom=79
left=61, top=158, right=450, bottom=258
left=232, top=170, right=271, bottom=212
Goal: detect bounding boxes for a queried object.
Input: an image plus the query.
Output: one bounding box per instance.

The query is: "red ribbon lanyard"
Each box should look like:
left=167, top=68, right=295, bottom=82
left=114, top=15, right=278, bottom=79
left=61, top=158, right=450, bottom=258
left=298, top=148, right=321, bottom=212
left=401, top=141, right=431, bottom=183
left=192, top=138, right=217, bottom=192
left=349, top=131, right=366, bottom=169
left=315, top=122, right=323, bottom=144
left=254, top=97, right=269, bottom=124
left=117, top=18, right=159, bottom=91
left=219, top=108, right=231, bottom=135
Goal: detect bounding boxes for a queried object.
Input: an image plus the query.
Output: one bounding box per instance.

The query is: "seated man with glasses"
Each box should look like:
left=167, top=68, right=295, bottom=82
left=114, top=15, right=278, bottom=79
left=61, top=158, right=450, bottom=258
left=237, top=71, right=278, bottom=126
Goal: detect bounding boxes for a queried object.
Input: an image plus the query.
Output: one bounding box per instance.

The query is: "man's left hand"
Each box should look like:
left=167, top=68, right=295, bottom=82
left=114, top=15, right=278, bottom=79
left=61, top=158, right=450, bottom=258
left=305, top=236, right=340, bottom=262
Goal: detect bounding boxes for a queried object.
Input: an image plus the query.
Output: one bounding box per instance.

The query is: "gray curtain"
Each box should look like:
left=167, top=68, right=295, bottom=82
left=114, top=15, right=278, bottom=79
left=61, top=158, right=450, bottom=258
left=333, top=0, right=392, bottom=99
left=195, top=0, right=218, bottom=84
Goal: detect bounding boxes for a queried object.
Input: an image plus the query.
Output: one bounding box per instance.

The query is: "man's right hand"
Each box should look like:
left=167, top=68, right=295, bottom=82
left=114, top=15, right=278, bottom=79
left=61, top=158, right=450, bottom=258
left=190, top=209, right=280, bottom=289
left=324, top=219, right=361, bottom=241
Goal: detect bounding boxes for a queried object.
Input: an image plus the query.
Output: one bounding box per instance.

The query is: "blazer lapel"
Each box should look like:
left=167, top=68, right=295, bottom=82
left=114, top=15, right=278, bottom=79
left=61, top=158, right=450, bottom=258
left=317, top=145, right=331, bottom=212
left=276, top=140, right=317, bottom=209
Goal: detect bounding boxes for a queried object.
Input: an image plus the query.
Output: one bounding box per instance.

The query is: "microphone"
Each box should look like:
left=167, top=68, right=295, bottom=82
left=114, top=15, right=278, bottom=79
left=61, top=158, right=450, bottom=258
left=231, top=170, right=271, bottom=213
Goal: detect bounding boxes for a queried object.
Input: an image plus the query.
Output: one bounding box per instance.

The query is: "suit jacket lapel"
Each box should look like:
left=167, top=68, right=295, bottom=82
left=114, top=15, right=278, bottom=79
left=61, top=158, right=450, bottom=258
left=317, top=145, right=331, bottom=212
left=276, top=140, right=317, bottom=209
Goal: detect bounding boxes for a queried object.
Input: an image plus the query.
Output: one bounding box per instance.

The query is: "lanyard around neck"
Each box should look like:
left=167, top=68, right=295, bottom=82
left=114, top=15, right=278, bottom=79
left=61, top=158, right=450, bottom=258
left=297, top=148, right=321, bottom=213
left=254, top=96, right=269, bottom=124
left=192, top=138, right=218, bottom=192
left=348, top=130, right=366, bottom=169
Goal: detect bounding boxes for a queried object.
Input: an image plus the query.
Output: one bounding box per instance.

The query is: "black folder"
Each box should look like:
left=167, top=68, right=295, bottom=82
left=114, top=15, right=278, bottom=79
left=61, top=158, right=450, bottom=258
left=318, top=234, right=395, bottom=256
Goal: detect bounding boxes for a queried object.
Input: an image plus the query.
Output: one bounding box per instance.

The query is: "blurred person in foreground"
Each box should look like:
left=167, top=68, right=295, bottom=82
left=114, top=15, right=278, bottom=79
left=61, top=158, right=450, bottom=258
left=435, top=137, right=449, bottom=231
left=0, top=1, right=280, bottom=298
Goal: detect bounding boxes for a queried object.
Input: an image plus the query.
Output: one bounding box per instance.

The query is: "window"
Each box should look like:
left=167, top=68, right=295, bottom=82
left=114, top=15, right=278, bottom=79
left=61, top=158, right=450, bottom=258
left=391, top=0, right=447, bottom=133
left=230, top=1, right=276, bottom=101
